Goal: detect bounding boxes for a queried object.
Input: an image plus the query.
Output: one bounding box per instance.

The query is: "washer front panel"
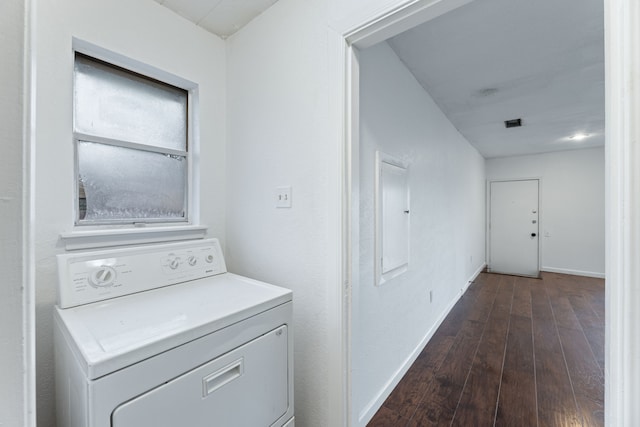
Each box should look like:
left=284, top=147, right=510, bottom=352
left=57, top=239, right=227, bottom=308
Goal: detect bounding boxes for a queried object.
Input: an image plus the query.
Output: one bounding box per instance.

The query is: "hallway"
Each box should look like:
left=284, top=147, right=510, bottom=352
left=368, top=272, right=605, bottom=426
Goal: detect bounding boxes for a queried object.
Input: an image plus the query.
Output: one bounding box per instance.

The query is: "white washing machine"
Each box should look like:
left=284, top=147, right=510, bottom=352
left=54, top=238, right=294, bottom=427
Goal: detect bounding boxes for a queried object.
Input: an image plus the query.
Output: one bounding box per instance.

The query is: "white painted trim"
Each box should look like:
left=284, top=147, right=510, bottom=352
left=72, top=38, right=198, bottom=90
left=540, top=267, right=605, bottom=279
left=345, top=43, right=360, bottom=427
left=71, top=39, right=200, bottom=228
left=357, top=263, right=486, bottom=425
left=73, top=133, right=188, bottom=157
left=23, top=0, right=36, bottom=424
left=605, top=0, right=640, bottom=424
left=327, top=28, right=350, bottom=427
left=59, top=225, right=207, bottom=250
left=344, top=0, right=473, bottom=49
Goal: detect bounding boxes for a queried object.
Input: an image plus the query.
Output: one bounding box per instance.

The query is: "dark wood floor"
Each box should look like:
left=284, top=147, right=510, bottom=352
left=367, top=272, right=605, bottom=427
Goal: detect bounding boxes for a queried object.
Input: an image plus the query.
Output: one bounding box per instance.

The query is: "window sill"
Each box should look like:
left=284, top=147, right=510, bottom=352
left=60, top=225, right=208, bottom=251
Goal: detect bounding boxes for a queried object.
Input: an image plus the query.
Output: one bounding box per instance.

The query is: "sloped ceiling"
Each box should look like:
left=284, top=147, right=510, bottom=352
left=387, top=0, right=605, bottom=158
left=153, top=0, right=279, bottom=38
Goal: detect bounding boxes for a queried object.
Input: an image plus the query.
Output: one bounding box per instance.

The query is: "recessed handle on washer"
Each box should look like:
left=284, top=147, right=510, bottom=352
left=202, top=358, right=244, bottom=397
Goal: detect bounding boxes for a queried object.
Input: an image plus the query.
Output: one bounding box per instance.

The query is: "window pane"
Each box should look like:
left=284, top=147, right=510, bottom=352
left=74, top=54, right=187, bottom=151
left=78, top=141, right=187, bottom=222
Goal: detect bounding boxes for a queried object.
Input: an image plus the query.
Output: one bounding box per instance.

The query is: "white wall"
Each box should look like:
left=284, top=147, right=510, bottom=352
left=354, top=41, right=485, bottom=424
left=225, top=0, right=336, bottom=425
left=34, top=1, right=226, bottom=425
left=29, top=1, right=468, bottom=426
left=486, top=148, right=605, bottom=277
left=0, top=0, right=30, bottom=425
left=226, top=1, right=483, bottom=425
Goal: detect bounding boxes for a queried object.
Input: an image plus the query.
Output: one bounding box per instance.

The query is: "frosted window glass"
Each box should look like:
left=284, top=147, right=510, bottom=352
left=78, top=142, right=186, bottom=222
left=74, top=54, right=187, bottom=151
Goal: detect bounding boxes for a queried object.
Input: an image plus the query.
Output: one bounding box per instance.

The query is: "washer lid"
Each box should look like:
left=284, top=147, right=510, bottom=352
left=55, top=273, right=292, bottom=379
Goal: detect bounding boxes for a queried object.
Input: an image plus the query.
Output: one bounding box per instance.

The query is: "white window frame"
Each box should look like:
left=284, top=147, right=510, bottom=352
left=61, top=39, right=206, bottom=249
left=73, top=51, right=191, bottom=226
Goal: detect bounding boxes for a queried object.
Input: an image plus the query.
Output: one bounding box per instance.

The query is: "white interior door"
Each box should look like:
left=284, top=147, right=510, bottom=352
left=489, top=179, right=539, bottom=277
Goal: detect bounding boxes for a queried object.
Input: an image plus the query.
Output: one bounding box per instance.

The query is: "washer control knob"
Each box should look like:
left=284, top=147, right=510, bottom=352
left=89, top=266, right=116, bottom=288
left=205, top=254, right=214, bottom=264
left=187, top=255, right=197, bottom=266
left=169, top=257, right=181, bottom=270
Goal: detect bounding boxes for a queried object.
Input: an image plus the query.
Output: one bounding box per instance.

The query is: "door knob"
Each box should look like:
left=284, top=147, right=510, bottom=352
left=531, top=233, right=537, bottom=237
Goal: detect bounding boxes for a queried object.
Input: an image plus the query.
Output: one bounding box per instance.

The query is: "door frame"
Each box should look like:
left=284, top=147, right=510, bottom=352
left=604, top=0, right=640, bottom=423
left=329, top=2, right=475, bottom=425
left=333, top=0, right=636, bottom=425
left=486, top=178, right=542, bottom=277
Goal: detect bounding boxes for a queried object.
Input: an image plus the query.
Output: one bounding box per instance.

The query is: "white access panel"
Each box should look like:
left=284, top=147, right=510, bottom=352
left=375, top=151, right=410, bottom=285
left=112, top=325, right=289, bottom=427
left=381, top=161, right=409, bottom=272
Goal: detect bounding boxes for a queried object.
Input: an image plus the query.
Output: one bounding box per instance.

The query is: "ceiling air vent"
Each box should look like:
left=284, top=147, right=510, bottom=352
left=505, top=118, right=522, bottom=128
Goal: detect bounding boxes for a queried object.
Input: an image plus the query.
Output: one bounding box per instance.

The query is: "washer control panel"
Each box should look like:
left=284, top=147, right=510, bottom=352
left=57, top=239, right=227, bottom=308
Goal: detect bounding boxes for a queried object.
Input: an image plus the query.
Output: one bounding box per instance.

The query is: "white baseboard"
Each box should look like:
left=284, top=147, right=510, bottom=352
left=540, top=266, right=605, bottom=279
left=357, top=263, right=487, bottom=425
left=466, top=262, right=486, bottom=291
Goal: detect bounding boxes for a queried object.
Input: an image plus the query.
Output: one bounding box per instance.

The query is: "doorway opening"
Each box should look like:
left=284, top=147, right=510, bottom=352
left=338, top=0, right=610, bottom=425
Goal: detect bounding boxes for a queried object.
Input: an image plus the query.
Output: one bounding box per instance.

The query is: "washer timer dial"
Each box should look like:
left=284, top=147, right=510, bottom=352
left=89, top=266, right=117, bottom=288
left=169, top=257, right=181, bottom=270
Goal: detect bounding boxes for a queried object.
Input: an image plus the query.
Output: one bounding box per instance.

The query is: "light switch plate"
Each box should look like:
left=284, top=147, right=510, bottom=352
left=275, top=186, right=292, bottom=208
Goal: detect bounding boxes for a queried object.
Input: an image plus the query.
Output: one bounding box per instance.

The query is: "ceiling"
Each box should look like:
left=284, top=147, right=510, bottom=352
left=387, top=0, right=605, bottom=158
left=154, top=0, right=604, bottom=159
left=153, top=0, right=280, bottom=38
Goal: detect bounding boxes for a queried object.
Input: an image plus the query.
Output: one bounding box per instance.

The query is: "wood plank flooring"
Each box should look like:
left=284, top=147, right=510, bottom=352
left=367, top=272, right=605, bottom=427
